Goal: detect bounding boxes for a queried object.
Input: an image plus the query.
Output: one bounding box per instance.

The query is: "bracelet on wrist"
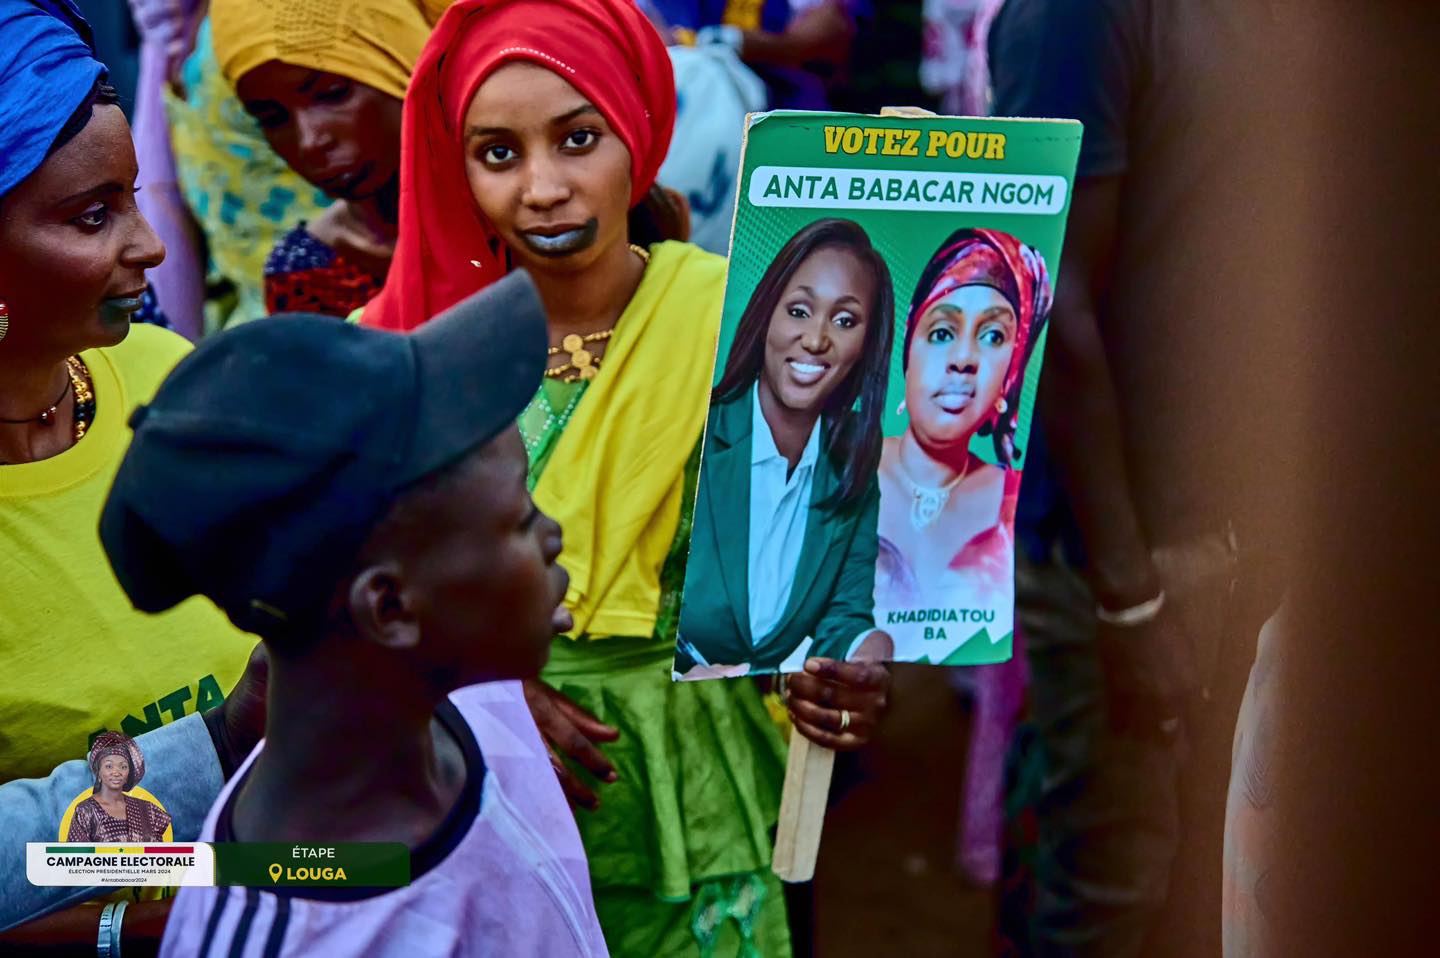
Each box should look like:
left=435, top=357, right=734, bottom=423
left=111, top=900, right=127, bottom=958
left=97, top=900, right=127, bottom=958
left=1096, top=589, right=1166, bottom=627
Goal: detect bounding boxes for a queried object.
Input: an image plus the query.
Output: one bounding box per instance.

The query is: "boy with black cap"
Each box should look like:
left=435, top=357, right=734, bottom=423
left=100, top=272, right=609, bottom=957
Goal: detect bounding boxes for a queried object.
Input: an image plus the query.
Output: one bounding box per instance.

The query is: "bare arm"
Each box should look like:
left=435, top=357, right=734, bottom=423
left=1040, top=175, right=1160, bottom=608
left=0, top=900, right=171, bottom=957
left=1045, top=176, right=1197, bottom=727
left=740, top=2, right=853, bottom=70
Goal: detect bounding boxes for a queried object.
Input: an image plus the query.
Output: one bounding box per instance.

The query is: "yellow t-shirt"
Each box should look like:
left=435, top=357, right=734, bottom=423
left=0, top=325, right=255, bottom=782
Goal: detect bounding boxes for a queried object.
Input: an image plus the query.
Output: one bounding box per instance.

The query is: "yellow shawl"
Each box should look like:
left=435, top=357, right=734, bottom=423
left=536, top=241, right=726, bottom=639
left=211, top=0, right=453, bottom=98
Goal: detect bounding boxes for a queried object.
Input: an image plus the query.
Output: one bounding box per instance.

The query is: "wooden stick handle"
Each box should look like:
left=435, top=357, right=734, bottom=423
left=771, top=726, right=835, bottom=883
left=879, top=106, right=939, bottom=118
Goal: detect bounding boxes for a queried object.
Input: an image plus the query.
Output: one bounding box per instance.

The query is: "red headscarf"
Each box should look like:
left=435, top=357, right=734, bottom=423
left=902, top=228, right=1053, bottom=402
left=363, top=0, right=675, bottom=331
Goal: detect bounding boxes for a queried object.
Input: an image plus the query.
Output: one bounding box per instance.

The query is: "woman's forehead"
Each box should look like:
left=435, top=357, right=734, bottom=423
left=926, top=284, right=1016, bottom=316
left=11, top=104, right=134, bottom=207
left=464, top=61, right=594, bottom=127
left=238, top=60, right=343, bottom=100
left=788, top=245, right=873, bottom=287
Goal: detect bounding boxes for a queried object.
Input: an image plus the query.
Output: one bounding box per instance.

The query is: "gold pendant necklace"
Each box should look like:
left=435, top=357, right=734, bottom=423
left=898, top=455, right=971, bottom=530
left=546, top=329, right=613, bottom=382
left=543, top=244, right=651, bottom=383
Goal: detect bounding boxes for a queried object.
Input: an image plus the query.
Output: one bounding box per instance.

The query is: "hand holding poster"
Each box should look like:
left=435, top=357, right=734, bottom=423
left=673, top=111, right=1082, bottom=680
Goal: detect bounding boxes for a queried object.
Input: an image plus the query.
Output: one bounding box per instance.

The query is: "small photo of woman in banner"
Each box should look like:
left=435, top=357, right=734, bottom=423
left=876, top=228, right=1052, bottom=648
left=61, top=731, right=173, bottom=843
left=677, top=218, right=896, bottom=677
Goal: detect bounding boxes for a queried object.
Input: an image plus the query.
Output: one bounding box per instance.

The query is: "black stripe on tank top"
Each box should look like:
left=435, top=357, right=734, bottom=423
left=198, top=886, right=233, bottom=958
left=227, top=888, right=262, bottom=958
left=260, top=895, right=291, bottom=958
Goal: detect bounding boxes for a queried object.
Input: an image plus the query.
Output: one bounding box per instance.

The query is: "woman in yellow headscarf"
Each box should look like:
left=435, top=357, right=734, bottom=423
left=208, top=0, right=452, bottom=318
left=160, top=13, right=331, bottom=331
left=210, top=0, right=689, bottom=320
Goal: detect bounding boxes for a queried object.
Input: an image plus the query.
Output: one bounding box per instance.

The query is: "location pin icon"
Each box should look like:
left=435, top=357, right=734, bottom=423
left=268, top=863, right=283, bottom=883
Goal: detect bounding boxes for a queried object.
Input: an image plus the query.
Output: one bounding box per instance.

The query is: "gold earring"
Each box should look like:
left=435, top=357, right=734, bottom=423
left=995, top=397, right=1008, bottom=415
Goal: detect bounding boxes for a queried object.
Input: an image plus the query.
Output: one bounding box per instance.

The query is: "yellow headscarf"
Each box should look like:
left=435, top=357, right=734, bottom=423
left=210, top=0, right=453, bottom=99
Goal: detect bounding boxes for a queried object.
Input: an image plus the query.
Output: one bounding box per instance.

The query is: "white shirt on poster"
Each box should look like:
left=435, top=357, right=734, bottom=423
left=748, top=385, right=821, bottom=645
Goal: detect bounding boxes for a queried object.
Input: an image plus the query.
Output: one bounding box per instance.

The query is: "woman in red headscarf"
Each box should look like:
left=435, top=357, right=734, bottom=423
left=362, top=1, right=890, bottom=953
left=876, top=227, right=1053, bottom=628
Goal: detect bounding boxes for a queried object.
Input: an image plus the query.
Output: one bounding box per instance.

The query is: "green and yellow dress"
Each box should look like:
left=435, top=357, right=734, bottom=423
left=518, top=241, right=790, bottom=957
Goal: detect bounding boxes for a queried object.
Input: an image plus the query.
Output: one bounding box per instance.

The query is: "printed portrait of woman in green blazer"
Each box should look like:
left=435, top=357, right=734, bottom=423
left=676, top=218, right=897, bottom=678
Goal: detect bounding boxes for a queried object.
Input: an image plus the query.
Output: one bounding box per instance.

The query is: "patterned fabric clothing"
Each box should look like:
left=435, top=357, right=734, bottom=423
left=135, top=287, right=174, bottom=331
left=596, top=871, right=791, bottom=958
left=517, top=380, right=588, bottom=487
left=264, top=225, right=385, bottom=318
left=66, top=795, right=172, bottom=843
left=919, top=0, right=1007, bottom=114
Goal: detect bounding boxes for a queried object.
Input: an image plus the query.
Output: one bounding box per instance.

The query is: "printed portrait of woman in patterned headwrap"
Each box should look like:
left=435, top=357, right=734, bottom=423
left=875, top=228, right=1052, bottom=645
left=61, top=732, right=173, bottom=843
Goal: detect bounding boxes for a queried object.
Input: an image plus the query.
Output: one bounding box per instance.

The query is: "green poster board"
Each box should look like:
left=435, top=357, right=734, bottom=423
left=675, top=111, right=1082, bottom=679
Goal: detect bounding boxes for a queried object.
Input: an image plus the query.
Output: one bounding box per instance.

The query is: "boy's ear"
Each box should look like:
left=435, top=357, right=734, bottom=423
left=347, top=563, right=421, bottom=652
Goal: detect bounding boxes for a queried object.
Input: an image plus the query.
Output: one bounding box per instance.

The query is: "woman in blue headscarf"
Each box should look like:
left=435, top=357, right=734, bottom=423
left=0, top=2, right=255, bottom=950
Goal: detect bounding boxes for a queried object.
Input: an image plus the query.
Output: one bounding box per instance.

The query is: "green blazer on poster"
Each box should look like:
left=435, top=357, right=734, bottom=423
left=677, top=391, right=882, bottom=673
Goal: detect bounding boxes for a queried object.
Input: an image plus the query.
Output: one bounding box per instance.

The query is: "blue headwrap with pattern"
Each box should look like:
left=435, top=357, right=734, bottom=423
left=0, top=0, right=107, bottom=198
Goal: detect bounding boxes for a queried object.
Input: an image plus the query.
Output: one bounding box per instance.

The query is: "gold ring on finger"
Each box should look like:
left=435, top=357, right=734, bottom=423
left=839, top=709, right=851, bottom=732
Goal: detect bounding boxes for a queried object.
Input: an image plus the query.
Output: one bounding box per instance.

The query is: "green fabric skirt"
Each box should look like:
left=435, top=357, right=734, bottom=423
left=543, top=637, right=788, bottom=898
left=544, top=638, right=792, bottom=956
left=597, top=871, right=793, bottom=958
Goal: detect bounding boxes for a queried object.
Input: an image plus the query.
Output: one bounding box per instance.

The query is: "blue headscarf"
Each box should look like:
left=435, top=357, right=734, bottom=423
left=0, top=0, right=107, bottom=198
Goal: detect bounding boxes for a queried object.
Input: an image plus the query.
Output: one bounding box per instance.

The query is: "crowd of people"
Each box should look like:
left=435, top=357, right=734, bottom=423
left=2, top=0, right=1428, bottom=957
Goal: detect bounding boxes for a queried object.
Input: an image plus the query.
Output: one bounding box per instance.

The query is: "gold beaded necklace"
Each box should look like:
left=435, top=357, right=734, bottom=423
left=69, top=356, right=95, bottom=442
left=544, top=244, right=650, bottom=383
left=0, top=356, right=95, bottom=463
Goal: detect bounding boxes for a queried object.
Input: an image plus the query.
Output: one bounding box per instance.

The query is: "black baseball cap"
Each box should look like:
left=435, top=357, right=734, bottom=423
left=100, top=270, right=548, bottom=639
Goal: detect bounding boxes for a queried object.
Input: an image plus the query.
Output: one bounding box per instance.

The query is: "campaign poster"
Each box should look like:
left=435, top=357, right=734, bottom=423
left=673, top=111, right=1082, bottom=679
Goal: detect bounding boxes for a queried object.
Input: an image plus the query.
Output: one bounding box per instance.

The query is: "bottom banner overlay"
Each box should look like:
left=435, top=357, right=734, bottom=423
left=30, top=844, right=215, bottom=886
left=28, top=843, right=410, bottom=888
left=216, top=843, right=410, bottom=888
